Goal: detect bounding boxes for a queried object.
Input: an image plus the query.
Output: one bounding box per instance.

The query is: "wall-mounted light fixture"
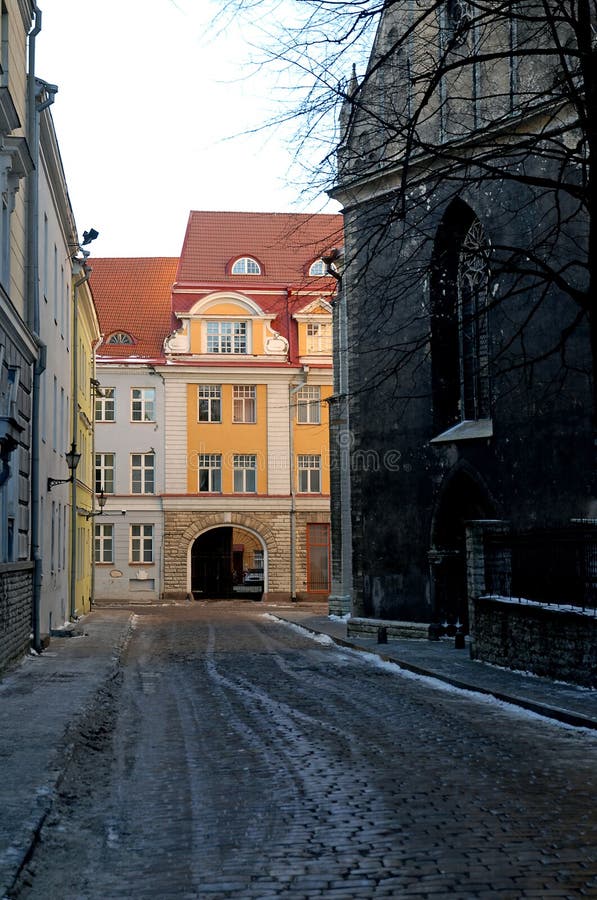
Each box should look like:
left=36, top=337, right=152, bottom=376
left=47, top=441, right=81, bottom=491
left=86, top=488, right=107, bottom=520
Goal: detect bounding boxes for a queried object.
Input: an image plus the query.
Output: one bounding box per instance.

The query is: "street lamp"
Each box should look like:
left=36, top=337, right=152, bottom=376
left=47, top=441, right=81, bottom=491
left=86, top=488, right=107, bottom=520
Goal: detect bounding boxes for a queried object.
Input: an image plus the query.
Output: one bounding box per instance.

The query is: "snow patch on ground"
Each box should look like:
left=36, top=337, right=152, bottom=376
left=269, top=615, right=597, bottom=735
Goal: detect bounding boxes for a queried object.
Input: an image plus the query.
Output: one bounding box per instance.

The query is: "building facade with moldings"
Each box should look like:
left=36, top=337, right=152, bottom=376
left=91, top=210, right=342, bottom=604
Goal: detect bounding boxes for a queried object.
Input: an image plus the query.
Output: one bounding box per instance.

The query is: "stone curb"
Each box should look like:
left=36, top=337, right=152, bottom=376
left=270, top=614, right=597, bottom=732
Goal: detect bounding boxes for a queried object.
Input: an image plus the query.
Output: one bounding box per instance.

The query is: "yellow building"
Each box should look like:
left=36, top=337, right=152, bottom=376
left=90, top=212, right=342, bottom=603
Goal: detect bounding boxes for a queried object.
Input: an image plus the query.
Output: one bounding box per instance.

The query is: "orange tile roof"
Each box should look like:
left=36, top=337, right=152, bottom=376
left=90, top=258, right=178, bottom=361
left=176, top=211, right=343, bottom=285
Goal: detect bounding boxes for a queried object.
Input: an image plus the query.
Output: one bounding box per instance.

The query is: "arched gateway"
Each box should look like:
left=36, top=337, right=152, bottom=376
left=190, top=525, right=266, bottom=599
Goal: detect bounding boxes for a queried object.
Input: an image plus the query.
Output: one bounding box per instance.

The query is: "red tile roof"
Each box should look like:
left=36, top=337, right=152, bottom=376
left=176, top=211, right=343, bottom=285
left=90, top=258, right=178, bottom=361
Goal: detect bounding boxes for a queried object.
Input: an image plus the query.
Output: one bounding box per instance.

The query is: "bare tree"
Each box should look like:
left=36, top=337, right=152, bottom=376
left=215, top=2, right=595, bottom=440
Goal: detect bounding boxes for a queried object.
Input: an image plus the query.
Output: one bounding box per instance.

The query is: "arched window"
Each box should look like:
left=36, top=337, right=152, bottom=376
left=430, top=200, right=490, bottom=433
left=107, top=331, right=134, bottom=345
left=309, top=259, right=326, bottom=276
left=231, top=257, right=261, bottom=275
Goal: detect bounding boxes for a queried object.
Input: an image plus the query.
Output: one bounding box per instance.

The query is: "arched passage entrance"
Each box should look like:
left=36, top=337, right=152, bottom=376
left=190, top=526, right=265, bottom=599
left=430, top=468, right=495, bottom=633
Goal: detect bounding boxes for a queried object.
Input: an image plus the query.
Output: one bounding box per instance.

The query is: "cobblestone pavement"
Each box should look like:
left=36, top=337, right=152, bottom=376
left=10, top=602, right=597, bottom=899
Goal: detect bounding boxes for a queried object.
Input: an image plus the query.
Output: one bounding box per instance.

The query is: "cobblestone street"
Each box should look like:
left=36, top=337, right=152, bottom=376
left=11, top=602, right=597, bottom=899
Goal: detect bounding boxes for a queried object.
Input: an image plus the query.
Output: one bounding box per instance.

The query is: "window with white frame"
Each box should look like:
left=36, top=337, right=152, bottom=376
left=95, top=453, right=115, bottom=494
left=298, top=454, right=321, bottom=493
left=94, top=523, right=114, bottom=563
left=131, top=387, right=156, bottom=422
left=231, top=256, right=261, bottom=275
left=206, top=321, right=248, bottom=354
left=233, top=454, right=257, bottom=493
left=198, top=454, right=222, bottom=493
left=131, top=452, right=155, bottom=494
left=309, top=259, right=326, bottom=276
left=306, top=322, right=332, bottom=354
left=233, top=385, right=256, bottom=423
left=95, top=387, right=115, bottom=422
left=130, top=524, right=154, bottom=564
left=198, top=384, right=221, bottom=422
left=296, top=385, right=321, bottom=424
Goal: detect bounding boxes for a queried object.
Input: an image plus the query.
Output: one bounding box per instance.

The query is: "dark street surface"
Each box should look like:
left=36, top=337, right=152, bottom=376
left=10, top=602, right=597, bottom=899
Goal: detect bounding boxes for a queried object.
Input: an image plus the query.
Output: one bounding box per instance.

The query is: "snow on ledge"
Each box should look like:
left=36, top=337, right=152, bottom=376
left=481, top=595, right=597, bottom=618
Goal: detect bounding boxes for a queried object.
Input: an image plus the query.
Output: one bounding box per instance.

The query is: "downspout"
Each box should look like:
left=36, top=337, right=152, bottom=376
left=27, top=5, right=44, bottom=651
left=70, top=265, right=91, bottom=619
left=288, top=282, right=307, bottom=602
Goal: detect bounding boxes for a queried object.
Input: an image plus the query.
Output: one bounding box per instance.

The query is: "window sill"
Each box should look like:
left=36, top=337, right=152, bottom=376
left=430, top=419, right=493, bottom=444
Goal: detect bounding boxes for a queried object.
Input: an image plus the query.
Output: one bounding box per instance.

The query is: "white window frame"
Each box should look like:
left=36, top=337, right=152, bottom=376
left=130, top=524, right=154, bottom=564
left=306, top=322, right=332, bottom=354
left=233, top=454, right=257, bottom=493
left=198, top=384, right=222, bottom=422
left=198, top=454, right=222, bottom=493
left=95, top=452, right=115, bottom=494
left=298, top=454, right=321, bottom=493
left=231, top=256, right=261, bottom=275
left=233, top=385, right=256, bottom=423
left=95, top=523, right=114, bottom=563
left=206, top=321, right=248, bottom=354
left=131, top=387, right=156, bottom=422
left=131, top=452, right=155, bottom=494
left=309, top=259, right=326, bottom=276
left=95, top=387, right=115, bottom=422
left=296, top=385, right=321, bottom=424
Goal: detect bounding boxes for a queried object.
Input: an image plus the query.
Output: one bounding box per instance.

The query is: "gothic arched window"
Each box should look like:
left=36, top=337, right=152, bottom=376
left=430, top=200, right=491, bottom=434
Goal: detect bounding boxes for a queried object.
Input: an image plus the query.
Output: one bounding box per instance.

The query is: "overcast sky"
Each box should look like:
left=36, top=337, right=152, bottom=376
left=35, top=0, right=340, bottom=258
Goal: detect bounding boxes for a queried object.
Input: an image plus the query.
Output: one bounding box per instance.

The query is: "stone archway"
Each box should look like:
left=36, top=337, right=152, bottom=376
left=189, top=525, right=267, bottom=600
left=430, top=466, right=495, bottom=633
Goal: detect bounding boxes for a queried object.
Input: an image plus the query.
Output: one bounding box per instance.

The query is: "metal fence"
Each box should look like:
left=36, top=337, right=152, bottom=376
left=483, top=526, right=597, bottom=613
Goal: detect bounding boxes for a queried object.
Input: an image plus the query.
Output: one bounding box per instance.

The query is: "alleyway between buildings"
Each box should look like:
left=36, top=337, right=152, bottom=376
left=4, top=602, right=597, bottom=899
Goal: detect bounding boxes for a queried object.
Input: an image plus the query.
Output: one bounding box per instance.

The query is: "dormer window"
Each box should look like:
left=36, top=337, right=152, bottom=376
left=107, top=331, right=134, bottom=345
left=231, top=257, right=261, bottom=275
left=309, top=259, right=326, bottom=276
left=206, top=321, right=249, bottom=354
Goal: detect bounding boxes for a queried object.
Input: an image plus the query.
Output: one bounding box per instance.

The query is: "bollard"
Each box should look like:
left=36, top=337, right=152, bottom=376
left=428, top=623, right=442, bottom=641
left=454, top=631, right=466, bottom=649
left=377, top=625, right=388, bottom=644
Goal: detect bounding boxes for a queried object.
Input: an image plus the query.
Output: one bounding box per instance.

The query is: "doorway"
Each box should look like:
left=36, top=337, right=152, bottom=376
left=190, top=526, right=265, bottom=599
left=431, top=471, right=494, bottom=633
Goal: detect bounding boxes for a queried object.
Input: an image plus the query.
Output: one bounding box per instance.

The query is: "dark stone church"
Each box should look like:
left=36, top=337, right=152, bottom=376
left=328, top=1, right=596, bottom=657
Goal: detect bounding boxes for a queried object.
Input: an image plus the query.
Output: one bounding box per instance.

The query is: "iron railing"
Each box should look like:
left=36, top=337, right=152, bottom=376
left=483, top=525, right=597, bottom=614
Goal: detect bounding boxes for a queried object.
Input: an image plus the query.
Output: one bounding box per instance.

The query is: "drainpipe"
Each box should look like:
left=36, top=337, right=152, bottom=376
left=26, top=5, right=45, bottom=651
left=70, top=265, right=91, bottom=619
left=289, top=369, right=308, bottom=603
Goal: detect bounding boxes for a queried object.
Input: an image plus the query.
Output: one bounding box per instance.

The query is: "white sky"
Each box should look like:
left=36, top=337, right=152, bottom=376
left=35, top=0, right=340, bottom=258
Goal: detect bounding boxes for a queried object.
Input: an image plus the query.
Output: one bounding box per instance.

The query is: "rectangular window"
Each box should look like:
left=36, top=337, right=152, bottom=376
left=233, top=385, right=256, bottom=423
left=298, top=454, right=321, bottom=493
left=131, top=453, right=155, bottom=494
left=307, top=523, right=330, bottom=592
left=95, top=387, right=115, bottom=422
left=130, top=524, right=154, bottom=564
left=306, top=322, right=332, bottom=354
left=95, top=452, right=115, bottom=494
left=296, top=385, right=321, bottom=424
left=131, top=387, right=156, bottom=422
left=95, top=523, right=114, bottom=563
left=233, top=454, right=257, bottom=493
left=198, top=384, right=221, bottom=422
left=206, top=321, right=247, bottom=354
left=198, top=453, right=222, bottom=493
